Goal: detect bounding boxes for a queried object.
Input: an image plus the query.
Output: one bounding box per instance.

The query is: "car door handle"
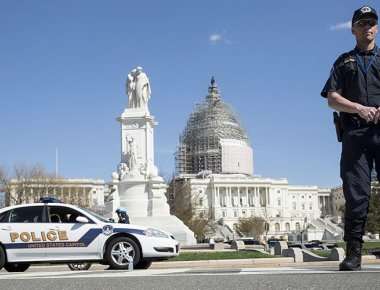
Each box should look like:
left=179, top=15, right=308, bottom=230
left=1, top=226, right=11, bottom=231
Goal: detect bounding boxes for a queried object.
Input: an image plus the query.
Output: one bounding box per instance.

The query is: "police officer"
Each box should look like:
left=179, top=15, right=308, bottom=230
left=321, top=6, right=379, bottom=271
left=116, top=208, right=130, bottom=224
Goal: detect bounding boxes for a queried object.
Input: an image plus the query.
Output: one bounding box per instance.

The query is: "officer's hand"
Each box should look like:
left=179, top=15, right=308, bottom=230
left=374, top=108, right=380, bottom=124
left=357, top=105, right=377, bottom=122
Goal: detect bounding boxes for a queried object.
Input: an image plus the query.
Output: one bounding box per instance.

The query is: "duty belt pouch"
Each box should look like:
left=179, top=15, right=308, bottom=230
left=333, top=112, right=343, bottom=142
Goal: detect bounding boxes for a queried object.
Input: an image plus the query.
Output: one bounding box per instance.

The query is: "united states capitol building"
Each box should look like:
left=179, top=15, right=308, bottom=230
left=171, top=78, right=342, bottom=241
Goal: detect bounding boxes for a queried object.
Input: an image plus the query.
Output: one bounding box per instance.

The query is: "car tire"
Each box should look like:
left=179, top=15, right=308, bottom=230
left=106, top=237, right=141, bottom=270
left=4, top=263, right=30, bottom=272
left=67, top=263, right=92, bottom=271
left=135, top=259, right=152, bottom=269
left=0, top=246, right=5, bottom=270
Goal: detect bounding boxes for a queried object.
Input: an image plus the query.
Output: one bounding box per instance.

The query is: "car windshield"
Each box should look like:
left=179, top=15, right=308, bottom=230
left=80, top=208, right=114, bottom=223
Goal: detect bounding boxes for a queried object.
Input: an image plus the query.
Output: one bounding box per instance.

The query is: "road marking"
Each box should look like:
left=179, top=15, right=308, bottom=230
left=1, top=266, right=380, bottom=280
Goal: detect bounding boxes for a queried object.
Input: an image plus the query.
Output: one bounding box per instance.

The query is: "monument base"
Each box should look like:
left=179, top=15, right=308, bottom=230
left=111, top=176, right=196, bottom=245
left=131, top=216, right=196, bottom=246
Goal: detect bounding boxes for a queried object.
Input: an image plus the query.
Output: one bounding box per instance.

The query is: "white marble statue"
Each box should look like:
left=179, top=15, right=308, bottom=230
left=126, top=66, right=151, bottom=110
left=126, top=137, right=138, bottom=173
left=117, top=163, right=128, bottom=180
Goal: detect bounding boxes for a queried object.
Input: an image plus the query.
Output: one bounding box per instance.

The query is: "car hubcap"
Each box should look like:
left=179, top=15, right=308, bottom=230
left=111, top=241, right=135, bottom=266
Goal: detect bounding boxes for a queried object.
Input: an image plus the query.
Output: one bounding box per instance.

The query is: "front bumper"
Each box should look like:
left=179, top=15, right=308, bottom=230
left=140, top=236, right=180, bottom=258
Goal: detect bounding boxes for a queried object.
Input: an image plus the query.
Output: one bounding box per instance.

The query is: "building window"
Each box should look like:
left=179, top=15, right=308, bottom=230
left=292, top=202, right=296, bottom=210
left=242, top=210, right=246, bottom=217
left=301, top=195, right=304, bottom=199
left=275, top=223, right=280, bottom=232
left=248, top=193, right=254, bottom=207
left=222, top=211, right=227, bottom=217
left=302, top=204, right=305, bottom=210
left=309, top=203, right=313, bottom=210
left=259, top=188, right=267, bottom=207
left=277, top=199, right=281, bottom=206
left=234, top=210, right=238, bottom=217
left=220, top=194, right=226, bottom=207
left=199, top=198, right=203, bottom=207
left=285, top=223, right=290, bottom=232
left=296, top=222, right=301, bottom=231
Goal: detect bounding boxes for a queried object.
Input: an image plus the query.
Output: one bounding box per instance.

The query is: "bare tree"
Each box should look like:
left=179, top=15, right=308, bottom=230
left=4, top=163, right=57, bottom=205
left=234, top=216, right=265, bottom=239
left=0, top=166, right=10, bottom=206
left=167, top=177, right=215, bottom=242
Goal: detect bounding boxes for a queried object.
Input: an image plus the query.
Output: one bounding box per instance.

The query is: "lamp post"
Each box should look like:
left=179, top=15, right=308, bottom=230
left=265, top=222, right=269, bottom=241
left=301, top=217, right=308, bottom=245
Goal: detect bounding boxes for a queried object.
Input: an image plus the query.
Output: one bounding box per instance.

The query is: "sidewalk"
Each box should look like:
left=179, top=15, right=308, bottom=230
left=151, top=255, right=380, bottom=269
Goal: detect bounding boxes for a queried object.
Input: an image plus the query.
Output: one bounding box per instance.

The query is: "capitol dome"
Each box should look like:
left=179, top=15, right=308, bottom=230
left=175, top=78, right=254, bottom=176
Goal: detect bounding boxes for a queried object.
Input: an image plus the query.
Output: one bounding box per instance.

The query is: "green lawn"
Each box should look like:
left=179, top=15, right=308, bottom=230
left=337, top=241, right=380, bottom=255
left=310, top=250, right=331, bottom=257
left=166, top=251, right=273, bottom=262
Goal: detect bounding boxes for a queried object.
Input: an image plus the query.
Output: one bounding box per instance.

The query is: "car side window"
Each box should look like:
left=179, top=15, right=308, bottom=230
left=48, top=206, right=93, bottom=224
left=9, top=206, right=44, bottom=223
left=0, top=210, right=10, bottom=223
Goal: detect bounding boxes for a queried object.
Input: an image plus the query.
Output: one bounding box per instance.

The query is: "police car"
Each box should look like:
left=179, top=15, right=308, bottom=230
left=0, top=198, right=179, bottom=272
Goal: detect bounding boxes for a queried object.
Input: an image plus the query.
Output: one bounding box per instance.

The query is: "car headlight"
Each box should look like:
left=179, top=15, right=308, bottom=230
left=144, top=228, right=169, bottom=238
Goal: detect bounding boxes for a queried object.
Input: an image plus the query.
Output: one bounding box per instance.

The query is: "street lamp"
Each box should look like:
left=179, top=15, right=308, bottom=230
left=265, top=222, right=269, bottom=241
left=300, top=217, right=308, bottom=245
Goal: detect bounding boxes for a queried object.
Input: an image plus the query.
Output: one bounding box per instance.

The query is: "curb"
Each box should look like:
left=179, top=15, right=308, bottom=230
left=151, top=257, right=294, bottom=269
left=151, top=255, right=379, bottom=269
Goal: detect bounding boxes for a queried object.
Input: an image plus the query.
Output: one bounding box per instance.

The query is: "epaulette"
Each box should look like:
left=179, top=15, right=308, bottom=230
left=335, top=51, right=356, bottom=68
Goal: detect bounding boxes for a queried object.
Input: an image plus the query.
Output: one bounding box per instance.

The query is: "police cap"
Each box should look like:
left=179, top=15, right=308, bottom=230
left=352, top=6, right=378, bottom=25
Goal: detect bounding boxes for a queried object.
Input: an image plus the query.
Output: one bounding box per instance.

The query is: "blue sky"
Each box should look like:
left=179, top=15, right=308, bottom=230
left=0, top=0, right=376, bottom=188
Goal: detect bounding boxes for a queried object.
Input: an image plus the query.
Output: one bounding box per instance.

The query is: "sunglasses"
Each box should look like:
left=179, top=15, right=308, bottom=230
left=355, top=19, right=378, bottom=27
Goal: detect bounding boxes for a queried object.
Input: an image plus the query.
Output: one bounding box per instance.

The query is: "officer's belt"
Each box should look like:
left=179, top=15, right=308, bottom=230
left=341, top=113, right=380, bottom=129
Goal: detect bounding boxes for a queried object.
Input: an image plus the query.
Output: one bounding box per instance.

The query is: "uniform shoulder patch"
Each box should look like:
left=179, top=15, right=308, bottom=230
left=343, top=57, right=356, bottom=64
left=335, top=52, right=355, bottom=68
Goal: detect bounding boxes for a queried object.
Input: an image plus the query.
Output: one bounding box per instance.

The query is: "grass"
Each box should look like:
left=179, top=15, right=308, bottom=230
left=164, top=242, right=380, bottom=262
left=337, top=241, right=380, bottom=255
left=310, top=250, right=331, bottom=257
left=166, top=251, right=273, bottom=262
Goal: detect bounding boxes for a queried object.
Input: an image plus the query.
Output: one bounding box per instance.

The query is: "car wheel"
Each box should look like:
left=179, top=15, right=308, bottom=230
left=4, top=263, right=30, bottom=272
left=106, top=237, right=141, bottom=270
left=135, top=259, right=152, bottom=269
left=67, top=263, right=92, bottom=271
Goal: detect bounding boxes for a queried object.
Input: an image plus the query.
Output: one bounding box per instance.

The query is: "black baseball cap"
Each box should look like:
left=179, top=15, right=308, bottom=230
left=352, top=6, right=378, bottom=25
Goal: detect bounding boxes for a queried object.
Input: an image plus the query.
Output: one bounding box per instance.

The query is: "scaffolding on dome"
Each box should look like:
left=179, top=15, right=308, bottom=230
left=175, top=77, right=249, bottom=175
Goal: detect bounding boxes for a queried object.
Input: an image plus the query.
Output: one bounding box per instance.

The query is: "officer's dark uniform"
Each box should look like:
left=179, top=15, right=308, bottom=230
left=321, top=6, right=380, bottom=271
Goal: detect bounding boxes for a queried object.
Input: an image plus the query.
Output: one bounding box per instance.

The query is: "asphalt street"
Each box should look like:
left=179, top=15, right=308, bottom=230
left=1, top=265, right=380, bottom=290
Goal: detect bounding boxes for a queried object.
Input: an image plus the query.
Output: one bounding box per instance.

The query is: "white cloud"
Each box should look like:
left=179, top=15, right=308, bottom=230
left=209, top=34, right=223, bottom=44
left=330, top=21, right=351, bottom=31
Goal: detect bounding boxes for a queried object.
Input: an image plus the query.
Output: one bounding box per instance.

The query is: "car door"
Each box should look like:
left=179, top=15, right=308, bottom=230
left=45, top=205, right=101, bottom=261
left=1, top=205, right=49, bottom=262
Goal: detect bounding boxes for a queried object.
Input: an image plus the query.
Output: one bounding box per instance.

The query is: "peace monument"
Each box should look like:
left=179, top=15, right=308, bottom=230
left=106, top=67, right=196, bottom=245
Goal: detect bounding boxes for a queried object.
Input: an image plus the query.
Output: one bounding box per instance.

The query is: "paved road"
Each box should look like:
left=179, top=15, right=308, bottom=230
left=1, top=265, right=380, bottom=289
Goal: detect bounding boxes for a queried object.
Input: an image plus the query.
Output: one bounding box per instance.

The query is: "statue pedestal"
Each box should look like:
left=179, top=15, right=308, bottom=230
left=118, top=177, right=149, bottom=217
left=115, top=176, right=196, bottom=245
left=108, top=107, right=196, bottom=245
left=132, top=216, right=197, bottom=245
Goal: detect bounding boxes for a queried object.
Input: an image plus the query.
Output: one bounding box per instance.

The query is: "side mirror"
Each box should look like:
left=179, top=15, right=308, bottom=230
left=76, top=216, right=89, bottom=223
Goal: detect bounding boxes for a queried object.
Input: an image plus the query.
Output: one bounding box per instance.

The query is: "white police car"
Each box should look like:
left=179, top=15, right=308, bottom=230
left=0, top=198, right=179, bottom=272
